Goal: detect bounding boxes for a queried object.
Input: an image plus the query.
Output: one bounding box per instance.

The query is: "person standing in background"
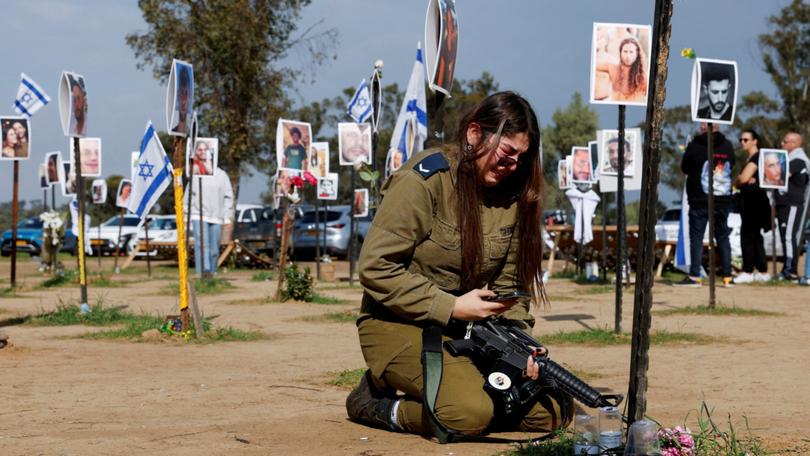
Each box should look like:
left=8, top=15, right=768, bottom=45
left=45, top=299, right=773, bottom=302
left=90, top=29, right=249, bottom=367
left=184, top=166, right=234, bottom=277
left=775, top=132, right=808, bottom=281
left=733, top=130, right=770, bottom=283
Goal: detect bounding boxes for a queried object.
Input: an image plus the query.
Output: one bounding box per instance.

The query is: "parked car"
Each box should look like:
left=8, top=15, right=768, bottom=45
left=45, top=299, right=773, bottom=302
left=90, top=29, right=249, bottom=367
left=292, top=205, right=375, bottom=259
left=87, top=214, right=143, bottom=256
left=1, top=217, right=77, bottom=257
left=130, top=215, right=177, bottom=259
left=231, top=204, right=312, bottom=255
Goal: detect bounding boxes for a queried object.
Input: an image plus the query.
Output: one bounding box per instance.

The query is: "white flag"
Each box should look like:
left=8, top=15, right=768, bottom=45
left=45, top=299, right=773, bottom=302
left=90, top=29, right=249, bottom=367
left=347, top=79, right=372, bottom=123
left=388, top=43, right=428, bottom=174
left=128, top=121, right=173, bottom=218
left=14, top=73, right=51, bottom=118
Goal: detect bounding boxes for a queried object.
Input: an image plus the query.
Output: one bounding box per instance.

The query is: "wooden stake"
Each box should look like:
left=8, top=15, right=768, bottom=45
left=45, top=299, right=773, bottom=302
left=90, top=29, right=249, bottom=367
left=614, top=104, right=626, bottom=334
left=707, top=123, right=716, bottom=308
left=10, top=161, right=19, bottom=288
left=274, top=208, right=293, bottom=301
left=626, top=0, right=674, bottom=426
left=73, top=137, right=89, bottom=308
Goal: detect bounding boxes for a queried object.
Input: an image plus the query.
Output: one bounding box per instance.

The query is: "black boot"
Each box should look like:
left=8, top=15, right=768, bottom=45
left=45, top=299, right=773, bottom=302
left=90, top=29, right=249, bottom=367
left=345, top=370, right=399, bottom=432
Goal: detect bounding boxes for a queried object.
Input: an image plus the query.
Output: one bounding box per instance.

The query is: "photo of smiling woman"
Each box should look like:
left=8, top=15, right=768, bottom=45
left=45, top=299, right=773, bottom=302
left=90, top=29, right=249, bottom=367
left=1, top=117, right=31, bottom=160
left=345, top=91, right=572, bottom=437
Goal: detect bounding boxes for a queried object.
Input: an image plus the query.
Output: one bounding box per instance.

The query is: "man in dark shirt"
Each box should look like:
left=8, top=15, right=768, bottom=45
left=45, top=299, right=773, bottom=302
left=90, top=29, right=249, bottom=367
left=674, top=123, right=736, bottom=287
left=775, top=132, right=809, bottom=280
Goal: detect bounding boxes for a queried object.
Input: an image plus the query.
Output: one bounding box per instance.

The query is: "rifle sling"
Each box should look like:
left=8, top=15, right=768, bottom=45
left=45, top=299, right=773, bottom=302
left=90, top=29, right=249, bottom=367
left=421, top=325, right=460, bottom=444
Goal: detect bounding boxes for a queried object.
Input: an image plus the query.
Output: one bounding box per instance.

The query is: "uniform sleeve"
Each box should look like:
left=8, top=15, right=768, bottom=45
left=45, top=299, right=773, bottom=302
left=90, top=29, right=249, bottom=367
left=358, top=171, right=457, bottom=326
left=488, top=225, right=535, bottom=328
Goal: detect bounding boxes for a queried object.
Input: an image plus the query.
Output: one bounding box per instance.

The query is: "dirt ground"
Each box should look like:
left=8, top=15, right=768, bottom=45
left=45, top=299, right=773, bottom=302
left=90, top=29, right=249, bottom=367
left=1, top=255, right=809, bottom=455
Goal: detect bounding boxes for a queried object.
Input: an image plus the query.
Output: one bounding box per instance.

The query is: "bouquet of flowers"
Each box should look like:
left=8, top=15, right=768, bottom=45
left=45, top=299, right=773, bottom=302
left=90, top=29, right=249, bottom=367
left=658, top=426, right=695, bottom=456
left=39, top=211, right=65, bottom=273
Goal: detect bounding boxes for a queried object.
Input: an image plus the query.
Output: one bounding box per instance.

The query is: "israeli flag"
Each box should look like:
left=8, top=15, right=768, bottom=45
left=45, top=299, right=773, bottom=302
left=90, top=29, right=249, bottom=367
left=128, top=121, right=173, bottom=219
left=347, top=79, right=372, bottom=123
left=388, top=42, right=428, bottom=173
left=14, top=73, right=51, bottom=118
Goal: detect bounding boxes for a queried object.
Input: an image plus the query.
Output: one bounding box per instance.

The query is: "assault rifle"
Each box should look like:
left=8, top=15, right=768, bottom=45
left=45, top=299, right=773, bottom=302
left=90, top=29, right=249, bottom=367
left=445, top=319, right=623, bottom=417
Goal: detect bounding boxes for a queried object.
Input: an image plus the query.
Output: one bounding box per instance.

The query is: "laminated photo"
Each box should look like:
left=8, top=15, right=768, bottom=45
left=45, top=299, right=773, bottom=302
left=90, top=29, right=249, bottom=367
left=58, top=71, right=88, bottom=137
left=758, top=148, right=788, bottom=192
left=691, top=58, right=738, bottom=125
left=1, top=117, right=31, bottom=160
left=424, top=0, right=458, bottom=96
left=186, top=137, right=218, bottom=177
left=353, top=188, right=369, bottom=218
left=276, top=119, right=312, bottom=172
left=590, top=23, right=651, bottom=106
left=317, top=173, right=339, bottom=201
left=557, top=159, right=571, bottom=190
left=45, top=152, right=61, bottom=186
left=309, top=141, right=330, bottom=179
left=571, top=146, right=594, bottom=184
left=69, top=137, right=102, bottom=177
left=599, top=129, right=639, bottom=177
left=116, top=179, right=132, bottom=209
left=91, top=179, right=107, bottom=204
left=338, top=122, right=372, bottom=166
left=166, top=59, right=194, bottom=137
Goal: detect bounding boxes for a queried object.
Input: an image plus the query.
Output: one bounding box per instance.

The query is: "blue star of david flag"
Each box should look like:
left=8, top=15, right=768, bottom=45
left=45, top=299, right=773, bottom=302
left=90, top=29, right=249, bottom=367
left=387, top=42, right=428, bottom=175
left=128, top=121, right=173, bottom=219
left=13, top=73, right=51, bottom=118
left=347, top=79, right=372, bottom=123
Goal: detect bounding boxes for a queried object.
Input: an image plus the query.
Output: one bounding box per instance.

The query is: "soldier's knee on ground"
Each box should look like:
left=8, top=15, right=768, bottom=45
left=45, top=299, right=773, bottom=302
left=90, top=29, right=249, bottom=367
left=434, top=391, right=494, bottom=434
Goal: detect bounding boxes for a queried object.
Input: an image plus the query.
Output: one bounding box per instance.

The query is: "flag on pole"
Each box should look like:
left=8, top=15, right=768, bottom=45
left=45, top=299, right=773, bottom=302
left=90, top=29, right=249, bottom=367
left=388, top=42, right=428, bottom=173
left=14, top=73, right=51, bottom=118
left=128, top=121, right=173, bottom=219
left=347, top=79, right=372, bottom=123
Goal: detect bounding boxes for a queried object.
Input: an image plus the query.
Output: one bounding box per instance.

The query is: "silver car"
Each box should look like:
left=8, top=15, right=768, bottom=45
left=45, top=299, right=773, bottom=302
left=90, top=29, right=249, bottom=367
left=292, top=205, right=374, bottom=259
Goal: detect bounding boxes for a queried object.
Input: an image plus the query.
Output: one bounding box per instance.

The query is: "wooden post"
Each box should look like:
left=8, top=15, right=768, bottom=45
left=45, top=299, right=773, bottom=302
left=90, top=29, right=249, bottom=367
left=601, top=193, right=608, bottom=283
left=707, top=123, right=716, bottom=308
left=626, top=0, right=674, bottom=426
left=97, top=220, right=101, bottom=267
left=770, top=190, right=777, bottom=277
left=614, top=105, right=626, bottom=334
left=73, top=137, right=89, bottom=309
left=274, top=208, right=293, bottom=301
left=10, top=161, right=19, bottom=288
left=113, top=208, right=124, bottom=273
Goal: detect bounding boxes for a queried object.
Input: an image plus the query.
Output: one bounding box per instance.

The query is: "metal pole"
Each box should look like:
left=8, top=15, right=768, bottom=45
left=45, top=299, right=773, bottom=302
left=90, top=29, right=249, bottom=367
left=577, top=194, right=584, bottom=277
left=145, top=214, right=152, bottom=278
left=349, top=167, right=356, bottom=286
left=707, top=123, right=716, bottom=308
left=43, top=188, right=47, bottom=211
left=198, top=177, right=205, bottom=278
left=10, top=161, right=19, bottom=288
left=97, top=219, right=101, bottom=267
left=626, top=0, right=674, bottom=425
left=315, top=196, right=321, bottom=280
left=614, top=105, right=626, bottom=334
left=601, top=193, right=608, bottom=282
left=113, top=207, right=124, bottom=273
left=51, top=186, right=56, bottom=211
left=73, top=137, right=89, bottom=310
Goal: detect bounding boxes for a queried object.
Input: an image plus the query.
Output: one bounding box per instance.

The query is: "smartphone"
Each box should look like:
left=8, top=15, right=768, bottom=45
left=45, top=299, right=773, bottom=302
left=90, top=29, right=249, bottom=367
left=483, top=290, right=531, bottom=302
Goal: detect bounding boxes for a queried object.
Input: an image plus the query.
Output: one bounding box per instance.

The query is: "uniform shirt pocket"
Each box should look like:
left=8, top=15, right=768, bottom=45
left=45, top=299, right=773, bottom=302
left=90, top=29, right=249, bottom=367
left=487, top=224, right=514, bottom=260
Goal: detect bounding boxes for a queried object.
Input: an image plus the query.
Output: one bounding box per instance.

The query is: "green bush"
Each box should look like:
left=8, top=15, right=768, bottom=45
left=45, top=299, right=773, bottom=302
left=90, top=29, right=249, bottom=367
left=281, top=264, right=314, bottom=302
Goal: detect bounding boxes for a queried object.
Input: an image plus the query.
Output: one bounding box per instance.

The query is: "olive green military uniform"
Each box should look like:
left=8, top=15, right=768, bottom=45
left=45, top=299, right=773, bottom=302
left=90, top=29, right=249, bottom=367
left=357, top=148, right=571, bottom=436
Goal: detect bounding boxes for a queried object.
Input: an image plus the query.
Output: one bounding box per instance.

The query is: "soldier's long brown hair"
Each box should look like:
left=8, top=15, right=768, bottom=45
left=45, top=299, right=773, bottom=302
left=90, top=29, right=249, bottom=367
left=454, top=91, right=546, bottom=305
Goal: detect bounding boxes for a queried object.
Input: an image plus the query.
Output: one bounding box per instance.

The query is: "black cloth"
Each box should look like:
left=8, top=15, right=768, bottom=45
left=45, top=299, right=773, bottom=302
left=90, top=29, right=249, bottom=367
left=777, top=204, right=804, bottom=274
left=681, top=131, right=735, bottom=208
left=697, top=105, right=732, bottom=122
left=738, top=152, right=771, bottom=231
left=775, top=153, right=809, bottom=207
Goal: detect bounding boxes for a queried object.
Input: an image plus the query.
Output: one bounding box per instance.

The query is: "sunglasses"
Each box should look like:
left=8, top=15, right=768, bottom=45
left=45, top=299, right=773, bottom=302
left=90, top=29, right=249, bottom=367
left=493, top=147, right=523, bottom=169
left=739, top=138, right=750, bottom=143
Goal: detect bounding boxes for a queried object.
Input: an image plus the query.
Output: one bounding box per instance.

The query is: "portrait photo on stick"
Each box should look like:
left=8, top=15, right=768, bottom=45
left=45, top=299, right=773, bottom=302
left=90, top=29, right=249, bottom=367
left=1, top=116, right=31, bottom=160
left=558, top=159, right=571, bottom=189
left=758, top=148, right=788, bottom=192
left=599, top=129, right=637, bottom=177
left=186, top=137, right=218, bottom=177
left=570, top=146, right=594, bottom=184
left=317, top=173, right=339, bottom=201
left=691, top=58, right=738, bottom=125
left=45, top=152, right=61, bottom=186
left=590, top=22, right=651, bottom=106
left=276, top=119, right=312, bottom=172
left=116, top=179, right=132, bottom=209
left=69, top=137, right=102, bottom=177
left=339, top=122, right=372, bottom=166
left=167, top=59, right=194, bottom=137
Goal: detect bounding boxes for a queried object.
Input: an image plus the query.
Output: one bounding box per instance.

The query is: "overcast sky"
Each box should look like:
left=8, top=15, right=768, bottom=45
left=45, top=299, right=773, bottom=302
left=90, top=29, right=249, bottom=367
left=0, top=0, right=787, bottom=210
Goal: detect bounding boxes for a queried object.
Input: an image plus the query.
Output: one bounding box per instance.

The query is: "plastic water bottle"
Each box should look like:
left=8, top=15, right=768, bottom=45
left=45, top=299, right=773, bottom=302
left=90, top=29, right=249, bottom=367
left=599, top=406, right=623, bottom=452
left=573, top=414, right=599, bottom=455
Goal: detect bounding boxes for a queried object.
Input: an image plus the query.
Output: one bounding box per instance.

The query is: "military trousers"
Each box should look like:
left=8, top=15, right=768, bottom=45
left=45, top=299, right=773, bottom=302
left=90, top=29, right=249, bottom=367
left=357, top=316, right=572, bottom=436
